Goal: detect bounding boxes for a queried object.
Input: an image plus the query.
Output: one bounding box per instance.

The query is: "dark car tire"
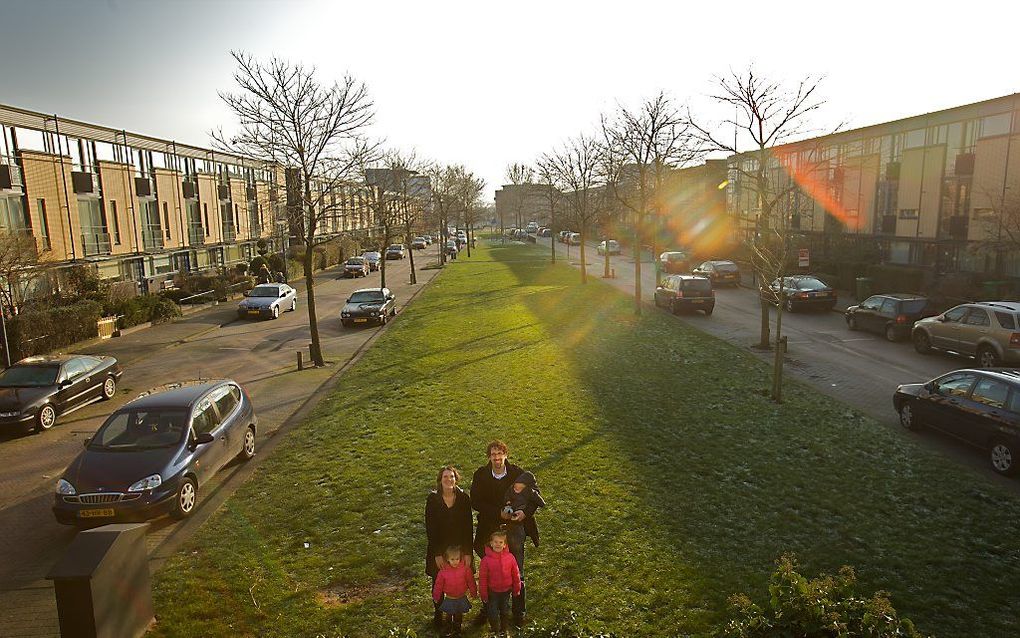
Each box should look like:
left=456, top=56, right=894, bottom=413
left=290, top=300, right=297, bottom=312
left=272, top=306, right=280, bottom=319
left=913, top=331, right=932, bottom=354
left=101, top=375, right=117, bottom=400
left=898, top=403, right=920, bottom=431
left=171, top=477, right=197, bottom=520
left=847, top=314, right=858, bottom=330
left=35, top=404, right=57, bottom=432
left=885, top=324, right=899, bottom=342
left=978, top=346, right=1000, bottom=369
left=990, top=438, right=1018, bottom=476
left=704, top=307, right=714, bottom=316
left=239, top=426, right=256, bottom=461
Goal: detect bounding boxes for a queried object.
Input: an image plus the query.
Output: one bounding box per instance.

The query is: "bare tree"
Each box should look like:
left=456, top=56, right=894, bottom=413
left=0, top=233, right=41, bottom=313
left=428, top=164, right=471, bottom=265
left=687, top=67, right=839, bottom=400
left=535, top=158, right=563, bottom=264
left=602, top=92, right=700, bottom=315
left=504, top=163, right=536, bottom=235
left=215, top=51, right=374, bottom=367
left=455, top=170, right=485, bottom=257
left=380, top=150, right=429, bottom=284
left=542, top=134, right=605, bottom=284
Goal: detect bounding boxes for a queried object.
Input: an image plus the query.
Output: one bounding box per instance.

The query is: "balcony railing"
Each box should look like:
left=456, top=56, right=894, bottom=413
left=221, top=223, right=237, bottom=243
left=142, top=225, right=164, bottom=251
left=188, top=223, right=205, bottom=247
left=81, top=232, right=112, bottom=257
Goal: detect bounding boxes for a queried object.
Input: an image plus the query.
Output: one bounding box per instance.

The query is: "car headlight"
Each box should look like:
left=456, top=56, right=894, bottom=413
left=341, top=311, right=350, bottom=317
left=128, top=474, right=162, bottom=492
left=56, top=478, right=76, bottom=495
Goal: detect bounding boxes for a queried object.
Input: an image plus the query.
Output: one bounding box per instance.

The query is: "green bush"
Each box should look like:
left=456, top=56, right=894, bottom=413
left=149, top=297, right=182, bottom=324
left=7, top=301, right=104, bottom=359
left=105, top=294, right=183, bottom=328
left=267, top=253, right=284, bottom=273
left=866, top=264, right=926, bottom=295
left=249, top=255, right=268, bottom=274
left=717, top=555, right=924, bottom=638
left=256, top=238, right=269, bottom=255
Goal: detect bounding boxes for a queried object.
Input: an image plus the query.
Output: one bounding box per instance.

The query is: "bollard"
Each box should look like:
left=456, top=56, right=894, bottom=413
left=780, top=335, right=788, bottom=354
left=297, top=350, right=303, bottom=371
left=46, top=523, right=153, bottom=638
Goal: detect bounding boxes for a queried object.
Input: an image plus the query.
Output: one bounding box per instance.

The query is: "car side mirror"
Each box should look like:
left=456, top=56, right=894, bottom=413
left=938, top=315, right=947, bottom=322
left=280, top=292, right=287, bottom=298
left=195, top=432, right=215, bottom=445
left=83, top=437, right=91, bottom=448
left=923, top=381, right=937, bottom=393
left=59, top=379, right=72, bottom=388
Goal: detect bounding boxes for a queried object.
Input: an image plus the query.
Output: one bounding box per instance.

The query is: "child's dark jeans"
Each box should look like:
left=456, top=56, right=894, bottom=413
left=486, top=590, right=511, bottom=620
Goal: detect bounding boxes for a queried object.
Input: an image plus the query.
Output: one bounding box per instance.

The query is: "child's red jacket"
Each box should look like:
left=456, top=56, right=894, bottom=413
left=432, top=562, right=477, bottom=602
left=478, top=546, right=521, bottom=601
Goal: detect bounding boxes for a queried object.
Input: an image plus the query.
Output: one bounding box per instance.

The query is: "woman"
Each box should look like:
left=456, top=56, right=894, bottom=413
left=425, top=465, right=474, bottom=628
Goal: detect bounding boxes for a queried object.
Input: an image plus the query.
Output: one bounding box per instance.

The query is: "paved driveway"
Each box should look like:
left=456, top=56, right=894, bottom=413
left=0, top=247, right=439, bottom=637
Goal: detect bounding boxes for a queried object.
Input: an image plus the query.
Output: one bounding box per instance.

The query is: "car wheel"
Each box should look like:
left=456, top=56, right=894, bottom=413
left=272, top=305, right=280, bottom=319
left=885, top=324, right=899, bottom=342
left=898, top=403, right=920, bottom=431
left=978, top=346, right=1000, bottom=368
left=990, top=439, right=1018, bottom=476
left=704, top=307, right=714, bottom=316
left=847, top=315, right=858, bottom=330
left=35, top=404, right=56, bottom=432
left=101, top=376, right=117, bottom=400
left=239, top=427, right=256, bottom=461
left=171, top=477, right=197, bottom=519
left=784, top=298, right=795, bottom=313
left=380, top=314, right=387, bottom=326
left=913, top=331, right=931, bottom=354
left=390, top=307, right=396, bottom=317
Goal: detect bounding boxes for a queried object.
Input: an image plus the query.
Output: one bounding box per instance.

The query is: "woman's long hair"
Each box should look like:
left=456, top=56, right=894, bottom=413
left=435, top=465, right=461, bottom=492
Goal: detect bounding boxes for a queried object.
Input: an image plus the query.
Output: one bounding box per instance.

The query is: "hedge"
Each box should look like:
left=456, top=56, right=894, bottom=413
left=7, top=301, right=104, bottom=360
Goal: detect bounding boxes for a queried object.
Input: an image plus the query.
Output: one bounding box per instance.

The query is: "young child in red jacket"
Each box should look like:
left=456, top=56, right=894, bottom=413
left=432, top=546, right=477, bottom=635
left=478, top=529, right=521, bottom=634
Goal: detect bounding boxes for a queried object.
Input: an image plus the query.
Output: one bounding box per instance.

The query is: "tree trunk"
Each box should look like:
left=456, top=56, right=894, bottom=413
left=603, top=234, right=610, bottom=278
left=407, top=228, right=417, bottom=284
left=380, top=230, right=388, bottom=289
left=771, top=280, right=785, bottom=401
left=758, top=296, right=772, bottom=349
left=303, top=242, right=324, bottom=366
left=466, top=223, right=472, bottom=258
left=634, top=213, right=643, bottom=316
left=580, top=231, right=588, bottom=284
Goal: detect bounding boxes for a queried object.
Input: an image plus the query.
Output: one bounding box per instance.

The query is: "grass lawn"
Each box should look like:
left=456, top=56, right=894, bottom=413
left=150, top=242, right=1020, bottom=637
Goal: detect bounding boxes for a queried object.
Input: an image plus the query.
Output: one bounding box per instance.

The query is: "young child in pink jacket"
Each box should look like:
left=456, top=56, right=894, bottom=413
left=432, top=546, right=477, bottom=635
left=478, top=529, right=521, bottom=634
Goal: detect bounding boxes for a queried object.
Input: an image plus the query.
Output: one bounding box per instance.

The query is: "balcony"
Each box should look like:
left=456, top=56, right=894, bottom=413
left=142, top=225, right=165, bottom=251
left=188, top=222, right=205, bottom=247
left=0, top=162, right=22, bottom=191
left=221, top=223, right=237, bottom=243
left=81, top=232, right=112, bottom=257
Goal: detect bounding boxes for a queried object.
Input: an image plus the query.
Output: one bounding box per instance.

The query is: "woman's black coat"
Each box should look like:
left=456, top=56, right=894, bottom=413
left=424, top=487, right=473, bottom=577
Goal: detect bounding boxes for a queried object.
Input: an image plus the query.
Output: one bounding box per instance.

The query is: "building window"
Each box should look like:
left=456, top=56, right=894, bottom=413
left=898, top=208, right=918, bottom=220
left=904, top=129, right=926, bottom=149
left=163, top=202, right=171, bottom=240
left=110, top=201, right=121, bottom=244
left=203, top=203, right=209, bottom=236
left=979, top=113, right=1012, bottom=139
left=36, top=199, right=50, bottom=250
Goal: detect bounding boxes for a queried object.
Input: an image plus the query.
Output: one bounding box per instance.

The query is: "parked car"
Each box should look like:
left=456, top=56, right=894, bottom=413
left=894, top=368, right=1020, bottom=476
left=411, top=237, right=427, bottom=250
left=341, top=288, right=396, bottom=327
left=385, top=244, right=406, bottom=260
left=0, top=355, right=122, bottom=434
left=566, top=233, right=582, bottom=245
left=653, top=275, right=714, bottom=315
left=362, top=251, right=381, bottom=271
left=846, top=293, right=934, bottom=342
left=597, top=240, right=621, bottom=255
left=912, top=301, right=1020, bottom=368
left=769, top=275, right=836, bottom=313
left=237, top=283, right=297, bottom=319
left=52, top=379, right=257, bottom=525
left=558, top=230, right=572, bottom=243
left=423, top=235, right=433, bottom=245
left=446, top=241, right=459, bottom=257
left=692, top=260, right=741, bottom=286
left=538, top=228, right=552, bottom=237
left=659, top=251, right=691, bottom=274
left=526, top=221, right=539, bottom=234
left=342, top=257, right=369, bottom=278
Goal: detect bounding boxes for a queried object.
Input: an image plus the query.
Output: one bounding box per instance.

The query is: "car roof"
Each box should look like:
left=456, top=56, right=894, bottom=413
left=880, top=293, right=927, bottom=300
left=669, top=274, right=709, bottom=280
left=15, top=354, right=80, bottom=366
left=124, top=380, right=229, bottom=410
left=706, top=259, right=736, bottom=265
left=979, top=301, right=1020, bottom=313
left=949, top=368, right=1020, bottom=385
left=353, top=287, right=387, bottom=294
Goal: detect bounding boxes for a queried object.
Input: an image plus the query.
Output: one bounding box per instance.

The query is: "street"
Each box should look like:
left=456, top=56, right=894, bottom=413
left=0, top=246, right=439, bottom=638
left=541, top=235, right=1020, bottom=492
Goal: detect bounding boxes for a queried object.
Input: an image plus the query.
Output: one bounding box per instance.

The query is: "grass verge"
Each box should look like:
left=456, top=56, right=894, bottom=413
left=151, top=243, right=1020, bottom=637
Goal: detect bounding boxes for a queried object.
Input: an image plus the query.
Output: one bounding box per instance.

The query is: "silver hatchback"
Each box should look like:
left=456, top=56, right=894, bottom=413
left=913, top=301, right=1020, bottom=368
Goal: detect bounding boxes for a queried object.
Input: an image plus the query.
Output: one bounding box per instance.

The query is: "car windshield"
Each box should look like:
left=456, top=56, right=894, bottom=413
left=349, top=291, right=385, bottom=303
left=347, top=258, right=364, bottom=265
left=0, top=365, right=59, bottom=387
left=665, top=253, right=685, bottom=261
left=795, top=278, right=827, bottom=290
left=363, top=252, right=380, bottom=259
left=89, top=409, right=188, bottom=450
left=387, top=245, right=402, bottom=250
left=249, top=286, right=280, bottom=297
left=715, top=262, right=738, bottom=272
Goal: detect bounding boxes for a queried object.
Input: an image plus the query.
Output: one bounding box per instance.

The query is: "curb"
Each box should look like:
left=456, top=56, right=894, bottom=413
left=147, top=261, right=444, bottom=573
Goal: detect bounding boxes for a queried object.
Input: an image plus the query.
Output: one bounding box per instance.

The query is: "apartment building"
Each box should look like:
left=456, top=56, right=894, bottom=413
left=723, top=93, right=1020, bottom=276
left=0, top=104, right=377, bottom=293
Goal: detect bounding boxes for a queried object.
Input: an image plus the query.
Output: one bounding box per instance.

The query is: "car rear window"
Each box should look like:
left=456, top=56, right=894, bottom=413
left=796, top=278, right=827, bottom=290
left=682, top=279, right=712, bottom=292
left=995, top=311, right=1017, bottom=330
left=715, top=262, right=738, bottom=272
left=900, top=299, right=929, bottom=314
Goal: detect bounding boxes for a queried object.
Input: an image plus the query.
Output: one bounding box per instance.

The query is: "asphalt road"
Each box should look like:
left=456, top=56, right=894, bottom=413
left=540, top=236, right=1020, bottom=494
left=0, top=246, right=440, bottom=638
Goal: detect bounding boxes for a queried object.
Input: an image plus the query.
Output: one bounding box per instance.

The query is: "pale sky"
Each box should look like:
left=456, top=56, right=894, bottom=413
left=0, top=0, right=1016, bottom=199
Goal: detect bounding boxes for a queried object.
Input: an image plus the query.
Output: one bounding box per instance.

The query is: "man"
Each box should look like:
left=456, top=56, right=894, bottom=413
left=471, top=440, right=535, bottom=627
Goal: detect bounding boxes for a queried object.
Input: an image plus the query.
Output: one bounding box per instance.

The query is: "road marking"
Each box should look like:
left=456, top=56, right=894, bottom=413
left=218, top=347, right=250, bottom=351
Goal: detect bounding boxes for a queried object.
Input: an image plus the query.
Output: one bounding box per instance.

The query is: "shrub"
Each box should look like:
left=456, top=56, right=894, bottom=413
left=249, top=255, right=268, bottom=275
left=256, top=238, right=269, bottom=255
left=267, top=253, right=284, bottom=273
left=717, top=555, right=925, bottom=638
left=7, top=300, right=104, bottom=359
left=866, top=264, right=927, bottom=295
left=149, top=297, right=182, bottom=324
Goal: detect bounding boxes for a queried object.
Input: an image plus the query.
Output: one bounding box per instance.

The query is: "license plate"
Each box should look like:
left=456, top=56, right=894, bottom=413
left=248, top=309, right=261, bottom=315
left=691, top=299, right=704, bottom=304
left=354, top=318, right=368, bottom=323
left=79, top=508, right=115, bottom=518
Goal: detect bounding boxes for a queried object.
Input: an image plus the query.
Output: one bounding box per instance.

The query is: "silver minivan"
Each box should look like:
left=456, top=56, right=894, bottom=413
left=913, top=301, right=1020, bottom=368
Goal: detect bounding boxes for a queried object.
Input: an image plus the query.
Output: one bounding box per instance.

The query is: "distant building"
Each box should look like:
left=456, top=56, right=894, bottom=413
left=494, top=183, right=552, bottom=228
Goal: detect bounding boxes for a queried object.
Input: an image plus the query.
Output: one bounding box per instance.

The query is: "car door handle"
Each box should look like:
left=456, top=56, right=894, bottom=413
left=219, top=435, right=227, bottom=441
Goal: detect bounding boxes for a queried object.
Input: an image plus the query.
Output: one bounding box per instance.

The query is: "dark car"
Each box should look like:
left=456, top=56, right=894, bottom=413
left=362, top=251, right=381, bottom=271
left=385, top=244, right=406, bottom=260
left=846, top=294, right=934, bottom=342
left=343, top=257, right=369, bottom=278
left=653, top=275, right=714, bottom=315
left=770, top=275, right=837, bottom=312
left=692, top=260, right=741, bottom=286
left=340, top=287, right=396, bottom=327
left=659, top=251, right=690, bottom=274
left=0, top=355, right=122, bottom=434
left=52, top=379, right=257, bottom=525
left=894, top=368, right=1020, bottom=476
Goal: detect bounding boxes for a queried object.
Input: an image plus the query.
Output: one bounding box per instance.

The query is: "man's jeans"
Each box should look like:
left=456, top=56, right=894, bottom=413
left=507, top=525, right=526, bottom=616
